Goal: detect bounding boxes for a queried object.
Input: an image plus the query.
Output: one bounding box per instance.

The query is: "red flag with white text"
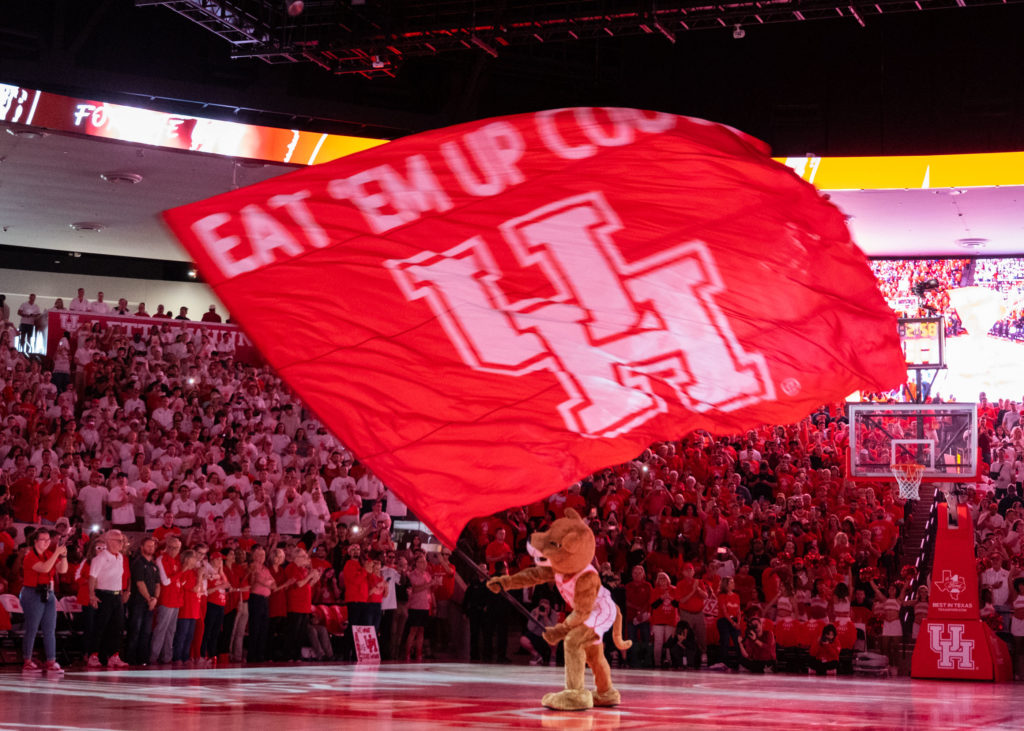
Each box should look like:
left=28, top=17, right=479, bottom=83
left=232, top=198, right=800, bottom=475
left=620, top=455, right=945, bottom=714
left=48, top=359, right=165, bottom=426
left=163, top=109, right=904, bottom=546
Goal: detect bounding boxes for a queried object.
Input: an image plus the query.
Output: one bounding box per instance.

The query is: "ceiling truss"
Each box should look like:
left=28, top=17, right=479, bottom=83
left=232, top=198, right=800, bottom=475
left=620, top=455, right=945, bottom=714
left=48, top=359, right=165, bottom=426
left=137, top=0, right=1024, bottom=77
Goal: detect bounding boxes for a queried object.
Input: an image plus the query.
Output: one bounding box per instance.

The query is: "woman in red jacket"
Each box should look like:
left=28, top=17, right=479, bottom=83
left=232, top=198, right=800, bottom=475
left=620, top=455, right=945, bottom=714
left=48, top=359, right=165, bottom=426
left=808, top=623, right=841, bottom=675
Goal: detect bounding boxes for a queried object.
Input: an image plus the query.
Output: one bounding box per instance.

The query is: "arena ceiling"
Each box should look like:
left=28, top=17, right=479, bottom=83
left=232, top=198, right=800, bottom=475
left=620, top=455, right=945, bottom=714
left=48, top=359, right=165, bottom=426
left=1, top=1, right=1024, bottom=267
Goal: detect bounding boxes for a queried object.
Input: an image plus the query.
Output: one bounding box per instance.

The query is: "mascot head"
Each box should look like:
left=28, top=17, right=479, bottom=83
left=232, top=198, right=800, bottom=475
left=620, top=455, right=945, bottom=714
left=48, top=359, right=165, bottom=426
left=525, top=508, right=595, bottom=576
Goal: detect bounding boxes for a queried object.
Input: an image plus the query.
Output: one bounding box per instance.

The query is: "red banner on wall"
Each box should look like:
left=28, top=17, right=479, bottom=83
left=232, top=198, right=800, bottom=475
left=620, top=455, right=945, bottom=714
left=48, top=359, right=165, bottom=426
left=46, top=311, right=260, bottom=365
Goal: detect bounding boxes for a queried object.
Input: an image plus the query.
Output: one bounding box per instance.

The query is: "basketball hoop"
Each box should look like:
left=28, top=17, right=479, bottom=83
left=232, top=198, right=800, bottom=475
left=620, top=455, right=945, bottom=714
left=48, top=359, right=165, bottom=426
left=891, top=463, right=925, bottom=501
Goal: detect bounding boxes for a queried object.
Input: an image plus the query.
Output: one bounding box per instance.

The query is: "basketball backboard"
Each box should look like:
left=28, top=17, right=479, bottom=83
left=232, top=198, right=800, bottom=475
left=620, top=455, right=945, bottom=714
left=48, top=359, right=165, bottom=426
left=898, top=316, right=945, bottom=370
left=848, top=402, right=977, bottom=481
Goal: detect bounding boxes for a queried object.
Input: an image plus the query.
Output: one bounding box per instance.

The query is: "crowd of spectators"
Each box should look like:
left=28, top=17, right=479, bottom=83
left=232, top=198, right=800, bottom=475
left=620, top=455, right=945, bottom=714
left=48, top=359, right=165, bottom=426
left=1, top=284, right=1023, bottom=681
left=972, top=259, right=1024, bottom=340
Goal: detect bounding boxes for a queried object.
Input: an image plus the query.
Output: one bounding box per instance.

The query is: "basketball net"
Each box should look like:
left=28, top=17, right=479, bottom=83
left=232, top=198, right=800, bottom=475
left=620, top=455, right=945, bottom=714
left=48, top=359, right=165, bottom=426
left=891, top=463, right=925, bottom=501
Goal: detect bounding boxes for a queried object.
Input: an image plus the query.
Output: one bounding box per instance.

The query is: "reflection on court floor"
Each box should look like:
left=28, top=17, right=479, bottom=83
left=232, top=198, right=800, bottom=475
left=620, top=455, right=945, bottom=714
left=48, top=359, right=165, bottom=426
left=0, top=662, right=1020, bottom=730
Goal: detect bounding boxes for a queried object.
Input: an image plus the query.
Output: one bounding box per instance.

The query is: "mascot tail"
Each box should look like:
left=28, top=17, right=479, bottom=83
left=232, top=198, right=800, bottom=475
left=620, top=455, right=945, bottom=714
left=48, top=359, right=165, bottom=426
left=612, top=606, right=632, bottom=651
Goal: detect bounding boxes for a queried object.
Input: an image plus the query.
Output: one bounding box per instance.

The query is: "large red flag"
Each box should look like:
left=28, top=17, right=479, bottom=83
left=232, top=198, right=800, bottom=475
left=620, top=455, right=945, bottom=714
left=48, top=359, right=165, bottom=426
left=163, top=109, right=905, bottom=546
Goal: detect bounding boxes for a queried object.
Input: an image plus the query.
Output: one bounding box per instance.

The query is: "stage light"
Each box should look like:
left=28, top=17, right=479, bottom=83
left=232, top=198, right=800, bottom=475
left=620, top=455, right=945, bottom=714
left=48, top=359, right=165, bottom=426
left=732, top=24, right=746, bottom=39
left=286, top=0, right=304, bottom=16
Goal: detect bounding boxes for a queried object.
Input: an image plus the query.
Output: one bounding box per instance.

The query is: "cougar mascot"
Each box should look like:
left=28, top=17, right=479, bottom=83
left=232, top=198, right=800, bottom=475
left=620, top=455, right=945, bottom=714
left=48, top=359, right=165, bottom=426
left=487, top=508, right=631, bottom=711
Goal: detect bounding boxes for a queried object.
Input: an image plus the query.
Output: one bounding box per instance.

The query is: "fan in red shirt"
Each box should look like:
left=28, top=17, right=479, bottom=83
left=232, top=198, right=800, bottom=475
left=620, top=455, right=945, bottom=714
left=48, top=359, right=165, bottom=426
left=10, top=466, right=41, bottom=523
left=673, top=563, right=708, bottom=666
left=284, top=549, right=321, bottom=661
left=650, top=572, right=679, bottom=668
left=0, top=514, right=17, bottom=568
left=624, top=566, right=652, bottom=668
left=172, top=550, right=202, bottom=664
left=37, top=466, right=71, bottom=524
left=808, top=623, right=841, bottom=675
left=484, top=529, right=513, bottom=571
left=342, top=543, right=369, bottom=630
left=738, top=614, right=777, bottom=673
left=153, top=512, right=183, bottom=543
left=365, top=555, right=388, bottom=638
left=199, top=553, right=231, bottom=665
left=259, top=546, right=289, bottom=660
left=20, top=527, right=69, bottom=674
left=712, top=576, right=743, bottom=670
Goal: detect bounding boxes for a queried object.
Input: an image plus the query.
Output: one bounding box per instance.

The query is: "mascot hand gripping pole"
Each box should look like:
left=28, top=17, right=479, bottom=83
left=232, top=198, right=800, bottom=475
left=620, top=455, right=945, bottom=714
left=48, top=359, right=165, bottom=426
left=486, top=508, right=632, bottom=711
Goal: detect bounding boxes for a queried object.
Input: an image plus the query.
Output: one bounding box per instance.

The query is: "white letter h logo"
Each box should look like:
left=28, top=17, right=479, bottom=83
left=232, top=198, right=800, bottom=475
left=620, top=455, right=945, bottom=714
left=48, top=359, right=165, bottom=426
left=928, top=623, right=976, bottom=670
left=386, top=192, right=773, bottom=438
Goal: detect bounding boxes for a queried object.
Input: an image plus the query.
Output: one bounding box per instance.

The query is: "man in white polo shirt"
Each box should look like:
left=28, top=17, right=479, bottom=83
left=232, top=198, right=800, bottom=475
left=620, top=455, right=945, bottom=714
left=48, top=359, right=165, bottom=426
left=86, top=530, right=130, bottom=668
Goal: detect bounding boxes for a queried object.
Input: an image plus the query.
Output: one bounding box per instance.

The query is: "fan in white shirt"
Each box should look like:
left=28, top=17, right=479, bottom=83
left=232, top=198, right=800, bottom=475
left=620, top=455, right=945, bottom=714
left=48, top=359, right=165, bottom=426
left=303, top=487, right=331, bottom=534
left=143, top=493, right=168, bottom=531
left=170, top=487, right=198, bottom=527
left=89, top=291, right=111, bottom=314
left=197, top=491, right=227, bottom=529
left=221, top=488, right=246, bottom=537
left=78, top=476, right=110, bottom=525
left=246, top=485, right=273, bottom=536
left=275, top=488, right=305, bottom=535
left=131, top=467, right=158, bottom=500
left=107, top=474, right=138, bottom=527
left=68, top=288, right=90, bottom=312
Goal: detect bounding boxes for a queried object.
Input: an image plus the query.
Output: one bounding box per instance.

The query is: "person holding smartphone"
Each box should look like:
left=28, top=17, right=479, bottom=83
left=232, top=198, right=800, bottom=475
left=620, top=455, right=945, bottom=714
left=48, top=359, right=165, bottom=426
left=21, top=528, right=68, bottom=674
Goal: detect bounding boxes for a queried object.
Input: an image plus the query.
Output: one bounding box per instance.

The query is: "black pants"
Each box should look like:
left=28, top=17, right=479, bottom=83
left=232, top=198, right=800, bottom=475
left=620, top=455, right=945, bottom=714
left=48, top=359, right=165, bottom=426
left=717, top=618, right=742, bottom=668
left=525, top=632, right=552, bottom=663
left=88, top=591, right=125, bottom=661
left=366, top=603, right=382, bottom=633
left=220, top=609, right=236, bottom=656
left=270, top=616, right=288, bottom=660
left=666, top=640, right=700, bottom=669
left=468, top=615, right=486, bottom=662
left=738, top=656, right=774, bottom=673
left=201, top=603, right=226, bottom=658
left=347, top=601, right=368, bottom=625
left=807, top=657, right=839, bottom=675
left=248, top=595, right=270, bottom=663
left=125, top=600, right=154, bottom=665
left=344, top=602, right=368, bottom=661
left=286, top=612, right=311, bottom=661
left=380, top=609, right=395, bottom=660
